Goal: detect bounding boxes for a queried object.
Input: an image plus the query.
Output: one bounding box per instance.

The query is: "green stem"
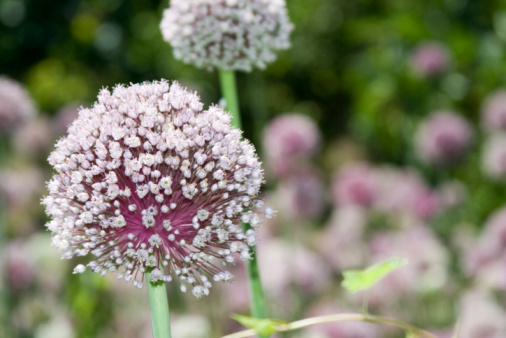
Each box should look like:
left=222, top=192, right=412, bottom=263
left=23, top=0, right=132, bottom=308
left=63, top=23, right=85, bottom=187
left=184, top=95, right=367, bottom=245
left=146, top=270, right=172, bottom=338
left=221, top=313, right=438, bottom=338
left=218, top=68, right=268, bottom=336
left=219, top=70, right=242, bottom=129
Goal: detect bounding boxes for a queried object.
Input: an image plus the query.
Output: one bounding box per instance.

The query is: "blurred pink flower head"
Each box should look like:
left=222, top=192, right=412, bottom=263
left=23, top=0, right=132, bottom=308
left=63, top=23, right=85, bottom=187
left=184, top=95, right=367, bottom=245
left=320, top=207, right=367, bottom=271
left=373, top=166, right=441, bottom=221
left=13, top=116, right=53, bottom=156
left=332, top=162, right=377, bottom=208
left=54, top=103, right=81, bottom=135
left=0, top=166, right=44, bottom=208
left=482, top=133, right=506, bottom=180
left=6, top=241, right=36, bottom=290
left=160, top=0, right=293, bottom=72
left=263, top=113, right=321, bottom=177
left=0, top=76, right=35, bottom=133
left=415, top=111, right=474, bottom=166
left=458, top=289, right=506, bottom=338
left=481, top=90, right=506, bottom=132
left=463, top=206, right=506, bottom=290
left=410, top=41, right=450, bottom=77
left=258, top=239, right=331, bottom=297
left=367, top=226, right=448, bottom=306
left=274, top=168, right=326, bottom=220
left=42, top=80, right=272, bottom=296
left=437, top=180, right=467, bottom=209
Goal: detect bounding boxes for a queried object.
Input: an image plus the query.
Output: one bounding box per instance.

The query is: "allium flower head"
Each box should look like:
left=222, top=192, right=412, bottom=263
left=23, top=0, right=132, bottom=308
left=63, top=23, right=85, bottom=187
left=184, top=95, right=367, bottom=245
left=410, top=41, right=450, bottom=78
left=332, top=162, right=377, bottom=208
left=0, top=76, right=35, bottom=132
left=481, top=90, right=506, bottom=132
left=42, top=80, right=271, bottom=296
left=262, top=113, right=321, bottom=177
left=415, top=111, right=474, bottom=166
left=160, top=0, right=293, bottom=72
left=482, top=133, right=506, bottom=180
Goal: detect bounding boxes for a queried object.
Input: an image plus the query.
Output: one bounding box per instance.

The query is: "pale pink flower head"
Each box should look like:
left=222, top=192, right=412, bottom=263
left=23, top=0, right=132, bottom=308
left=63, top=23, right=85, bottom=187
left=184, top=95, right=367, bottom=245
left=0, top=76, right=35, bottom=133
left=262, top=113, right=321, bottom=177
left=320, top=207, right=367, bottom=271
left=258, top=239, right=330, bottom=297
left=332, top=162, right=377, bottom=208
left=13, top=116, right=53, bottom=156
left=415, top=111, right=474, bottom=166
left=0, top=166, right=44, bottom=208
left=274, top=168, right=326, bottom=220
left=482, top=133, right=506, bottom=180
left=160, top=0, right=293, bottom=72
left=373, top=167, right=440, bottom=221
left=42, top=80, right=273, bottom=296
left=410, top=41, right=450, bottom=77
left=481, top=90, right=506, bottom=132
left=6, top=241, right=36, bottom=290
left=54, top=103, right=81, bottom=135
left=437, top=180, right=467, bottom=209
left=463, top=206, right=506, bottom=290
left=367, top=226, right=448, bottom=306
left=458, top=289, right=506, bottom=338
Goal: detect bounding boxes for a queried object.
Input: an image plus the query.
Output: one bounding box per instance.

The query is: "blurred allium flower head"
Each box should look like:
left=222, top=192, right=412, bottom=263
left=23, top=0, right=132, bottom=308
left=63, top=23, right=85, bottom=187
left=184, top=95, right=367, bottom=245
left=458, top=289, right=506, bottom=338
left=42, top=80, right=273, bottom=296
left=0, top=166, right=44, bottom=208
left=437, top=180, right=466, bottom=209
left=463, top=206, right=506, bottom=290
left=0, top=76, right=35, bottom=132
left=274, top=169, right=326, bottom=220
left=482, top=133, right=506, bottom=180
left=415, top=111, right=474, bottom=166
left=368, top=225, right=448, bottom=306
left=332, top=162, right=377, bottom=208
left=481, top=90, right=506, bottom=132
left=13, top=116, right=53, bottom=155
left=410, top=41, right=450, bottom=77
left=258, top=239, right=330, bottom=297
left=263, top=113, right=321, bottom=176
left=320, top=207, right=367, bottom=270
left=54, top=103, right=81, bottom=135
left=160, top=0, right=293, bottom=72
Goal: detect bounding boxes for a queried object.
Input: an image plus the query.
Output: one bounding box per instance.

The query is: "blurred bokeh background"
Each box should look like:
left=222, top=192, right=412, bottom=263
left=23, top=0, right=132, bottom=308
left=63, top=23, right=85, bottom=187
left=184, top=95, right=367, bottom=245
left=2, top=0, right=506, bottom=337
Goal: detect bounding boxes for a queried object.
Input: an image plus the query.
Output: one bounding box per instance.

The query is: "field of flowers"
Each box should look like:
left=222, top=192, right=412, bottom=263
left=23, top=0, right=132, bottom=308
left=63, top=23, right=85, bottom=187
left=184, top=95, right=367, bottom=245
left=2, top=0, right=506, bottom=337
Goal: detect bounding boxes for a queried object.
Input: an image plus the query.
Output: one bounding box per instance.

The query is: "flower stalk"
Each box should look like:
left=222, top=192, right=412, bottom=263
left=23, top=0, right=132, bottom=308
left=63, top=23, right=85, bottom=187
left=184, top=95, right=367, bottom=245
left=218, top=69, right=268, bottom=333
left=146, top=269, right=172, bottom=338
left=221, top=313, right=438, bottom=338
left=219, top=70, right=242, bottom=128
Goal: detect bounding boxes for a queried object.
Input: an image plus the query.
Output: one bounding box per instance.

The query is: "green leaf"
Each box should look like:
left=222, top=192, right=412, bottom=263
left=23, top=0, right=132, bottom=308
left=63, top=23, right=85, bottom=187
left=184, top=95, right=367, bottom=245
left=231, top=314, right=287, bottom=336
left=341, top=257, right=408, bottom=293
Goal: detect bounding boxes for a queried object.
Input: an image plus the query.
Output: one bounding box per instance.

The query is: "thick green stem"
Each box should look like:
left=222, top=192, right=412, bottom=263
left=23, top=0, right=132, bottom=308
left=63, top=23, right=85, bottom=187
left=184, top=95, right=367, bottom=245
left=218, top=69, right=268, bottom=336
left=219, top=70, right=242, bottom=129
left=146, top=270, right=172, bottom=338
left=243, top=237, right=267, bottom=320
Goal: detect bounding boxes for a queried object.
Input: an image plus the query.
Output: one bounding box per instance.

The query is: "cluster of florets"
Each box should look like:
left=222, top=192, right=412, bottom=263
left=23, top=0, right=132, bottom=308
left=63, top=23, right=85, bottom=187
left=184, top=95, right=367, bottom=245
left=0, top=76, right=35, bottom=132
left=160, top=0, right=293, bottom=72
left=481, top=90, right=506, bottom=132
left=42, top=80, right=273, bottom=297
left=415, top=111, right=474, bottom=166
left=262, top=113, right=321, bottom=176
left=410, top=41, right=450, bottom=78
